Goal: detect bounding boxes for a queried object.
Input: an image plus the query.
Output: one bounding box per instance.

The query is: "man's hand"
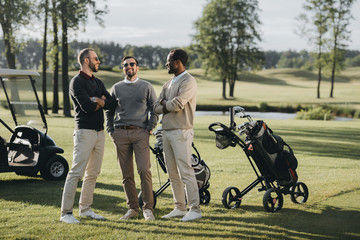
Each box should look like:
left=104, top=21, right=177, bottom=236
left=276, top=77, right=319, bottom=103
left=90, top=96, right=106, bottom=110
left=160, top=99, right=169, bottom=114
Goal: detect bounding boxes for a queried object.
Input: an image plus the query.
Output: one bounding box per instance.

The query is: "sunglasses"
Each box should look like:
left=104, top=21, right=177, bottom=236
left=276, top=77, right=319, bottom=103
left=87, top=56, right=99, bottom=62
left=122, top=62, right=136, bottom=68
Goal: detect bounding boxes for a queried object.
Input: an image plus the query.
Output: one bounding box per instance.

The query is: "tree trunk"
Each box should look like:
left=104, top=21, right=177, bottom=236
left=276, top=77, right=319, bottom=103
left=2, top=30, right=16, bottom=69
left=52, top=0, right=59, bottom=114
left=330, top=46, right=337, bottom=98
left=317, top=66, right=321, bottom=99
left=61, top=16, right=71, bottom=117
left=229, top=70, right=236, bottom=97
left=222, top=77, right=227, bottom=99
left=229, top=81, right=235, bottom=97
left=42, top=0, right=49, bottom=114
left=330, top=63, right=335, bottom=98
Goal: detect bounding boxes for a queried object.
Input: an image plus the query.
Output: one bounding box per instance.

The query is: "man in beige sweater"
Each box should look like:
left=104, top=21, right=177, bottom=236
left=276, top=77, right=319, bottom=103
left=154, top=49, right=201, bottom=222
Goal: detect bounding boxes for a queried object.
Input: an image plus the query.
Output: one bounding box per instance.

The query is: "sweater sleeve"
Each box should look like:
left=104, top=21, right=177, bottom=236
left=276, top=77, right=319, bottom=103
left=99, top=81, right=116, bottom=110
left=70, top=76, right=97, bottom=113
left=147, top=84, right=159, bottom=131
left=105, top=86, right=116, bottom=134
left=154, top=82, right=169, bottom=114
left=165, top=77, right=197, bottom=112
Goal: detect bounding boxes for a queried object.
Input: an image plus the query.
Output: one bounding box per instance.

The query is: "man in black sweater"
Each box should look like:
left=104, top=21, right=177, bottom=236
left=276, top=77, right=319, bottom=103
left=60, top=48, right=114, bottom=224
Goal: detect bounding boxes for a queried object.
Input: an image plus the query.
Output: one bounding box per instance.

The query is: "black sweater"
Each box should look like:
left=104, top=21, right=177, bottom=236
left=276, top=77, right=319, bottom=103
left=69, top=72, right=115, bottom=131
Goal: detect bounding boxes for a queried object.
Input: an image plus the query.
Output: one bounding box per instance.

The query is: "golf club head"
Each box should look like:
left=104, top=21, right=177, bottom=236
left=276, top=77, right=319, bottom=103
left=233, top=106, right=245, bottom=114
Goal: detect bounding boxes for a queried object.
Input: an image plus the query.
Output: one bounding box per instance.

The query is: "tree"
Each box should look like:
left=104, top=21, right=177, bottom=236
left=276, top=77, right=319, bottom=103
left=51, top=0, right=60, bottom=113
left=58, top=0, right=107, bottom=117
left=327, top=0, right=354, bottom=98
left=297, top=0, right=332, bottom=99
left=0, top=0, right=34, bottom=68
left=192, top=0, right=263, bottom=99
left=42, top=0, right=49, bottom=114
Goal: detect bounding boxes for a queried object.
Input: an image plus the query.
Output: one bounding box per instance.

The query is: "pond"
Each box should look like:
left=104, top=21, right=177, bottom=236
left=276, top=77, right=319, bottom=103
left=195, top=111, right=352, bottom=121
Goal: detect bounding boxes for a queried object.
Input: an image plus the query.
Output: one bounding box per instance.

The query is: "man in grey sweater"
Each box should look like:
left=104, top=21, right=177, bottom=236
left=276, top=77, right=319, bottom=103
left=105, top=56, right=158, bottom=221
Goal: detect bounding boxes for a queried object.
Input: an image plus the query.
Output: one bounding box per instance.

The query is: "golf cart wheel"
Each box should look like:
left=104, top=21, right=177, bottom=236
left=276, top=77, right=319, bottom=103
left=290, top=182, right=309, bottom=204
left=263, top=188, right=283, bottom=212
left=199, top=189, right=211, bottom=205
left=222, top=187, right=242, bottom=209
left=40, top=155, right=69, bottom=180
left=138, top=190, right=157, bottom=210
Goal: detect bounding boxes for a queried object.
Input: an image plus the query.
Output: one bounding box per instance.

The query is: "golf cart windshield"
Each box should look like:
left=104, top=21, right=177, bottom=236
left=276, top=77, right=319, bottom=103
left=0, top=69, right=47, bottom=134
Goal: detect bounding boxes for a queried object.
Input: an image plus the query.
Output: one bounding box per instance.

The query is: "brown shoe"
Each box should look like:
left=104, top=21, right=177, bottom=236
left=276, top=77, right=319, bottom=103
left=120, top=209, right=138, bottom=220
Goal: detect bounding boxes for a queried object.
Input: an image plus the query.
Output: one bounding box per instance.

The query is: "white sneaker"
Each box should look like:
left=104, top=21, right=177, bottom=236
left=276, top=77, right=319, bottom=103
left=60, top=214, right=80, bottom=224
left=162, top=208, right=188, bottom=218
left=143, top=209, right=155, bottom=221
left=79, top=209, right=105, bottom=220
left=181, top=210, right=202, bottom=222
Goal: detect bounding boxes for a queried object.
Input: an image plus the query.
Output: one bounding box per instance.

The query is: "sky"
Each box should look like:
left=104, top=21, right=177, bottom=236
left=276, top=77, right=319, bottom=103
left=8, top=0, right=360, bottom=51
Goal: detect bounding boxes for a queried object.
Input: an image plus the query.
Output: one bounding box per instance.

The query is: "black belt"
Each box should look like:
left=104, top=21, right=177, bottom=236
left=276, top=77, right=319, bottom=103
left=115, top=125, right=140, bottom=130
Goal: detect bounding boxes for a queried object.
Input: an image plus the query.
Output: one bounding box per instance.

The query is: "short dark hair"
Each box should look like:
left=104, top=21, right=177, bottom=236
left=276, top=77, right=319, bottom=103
left=122, top=56, right=139, bottom=65
left=169, top=49, right=188, bottom=66
left=78, top=48, right=94, bottom=66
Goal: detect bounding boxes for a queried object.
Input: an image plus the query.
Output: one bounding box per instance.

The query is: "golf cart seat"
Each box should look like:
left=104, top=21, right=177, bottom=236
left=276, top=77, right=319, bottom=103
left=7, top=126, right=40, bottom=166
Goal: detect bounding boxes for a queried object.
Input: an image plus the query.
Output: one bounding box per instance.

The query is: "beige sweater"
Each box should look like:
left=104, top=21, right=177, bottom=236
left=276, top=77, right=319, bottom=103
left=154, top=72, right=197, bottom=130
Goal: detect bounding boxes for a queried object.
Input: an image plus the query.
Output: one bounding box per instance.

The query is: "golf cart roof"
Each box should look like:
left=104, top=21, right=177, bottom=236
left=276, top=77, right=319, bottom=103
left=0, top=68, right=40, bottom=77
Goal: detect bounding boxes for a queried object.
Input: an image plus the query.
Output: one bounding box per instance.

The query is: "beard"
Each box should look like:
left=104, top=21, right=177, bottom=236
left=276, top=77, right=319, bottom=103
left=89, top=60, right=98, bottom=72
left=167, top=65, right=175, bottom=74
left=125, top=69, right=136, bottom=78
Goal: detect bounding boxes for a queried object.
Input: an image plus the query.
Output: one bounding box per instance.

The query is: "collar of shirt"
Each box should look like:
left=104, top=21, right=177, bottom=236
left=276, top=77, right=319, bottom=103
left=123, top=77, right=139, bottom=84
left=79, top=70, right=95, bottom=81
left=172, top=70, right=187, bottom=83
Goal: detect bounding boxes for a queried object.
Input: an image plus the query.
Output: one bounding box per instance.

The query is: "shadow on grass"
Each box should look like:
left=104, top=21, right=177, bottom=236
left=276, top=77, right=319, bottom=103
left=80, top=203, right=360, bottom=240
left=0, top=179, right=127, bottom=213
left=0, top=177, right=175, bottom=216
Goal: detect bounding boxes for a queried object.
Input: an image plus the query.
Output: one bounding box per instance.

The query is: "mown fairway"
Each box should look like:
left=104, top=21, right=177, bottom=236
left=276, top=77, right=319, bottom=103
left=0, top=68, right=359, bottom=239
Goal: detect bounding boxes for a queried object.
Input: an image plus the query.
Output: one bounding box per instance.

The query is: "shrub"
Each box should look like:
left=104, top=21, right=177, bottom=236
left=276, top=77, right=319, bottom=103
left=295, top=106, right=335, bottom=120
left=354, top=110, right=360, bottom=119
left=258, top=102, right=269, bottom=112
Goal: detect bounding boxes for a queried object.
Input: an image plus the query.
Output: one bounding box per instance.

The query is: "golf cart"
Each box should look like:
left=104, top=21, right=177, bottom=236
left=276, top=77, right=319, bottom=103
left=0, top=68, right=68, bottom=180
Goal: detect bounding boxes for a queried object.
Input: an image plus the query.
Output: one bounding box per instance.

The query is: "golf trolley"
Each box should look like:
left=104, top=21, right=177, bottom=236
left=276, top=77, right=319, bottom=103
left=0, top=69, right=69, bottom=180
left=209, top=106, right=308, bottom=212
left=138, top=126, right=211, bottom=209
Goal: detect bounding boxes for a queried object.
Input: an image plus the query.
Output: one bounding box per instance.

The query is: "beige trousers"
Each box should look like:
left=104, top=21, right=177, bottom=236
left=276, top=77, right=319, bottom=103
left=61, top=129, right=105, bottom=215
left=162, top=129, right=200, bottom=212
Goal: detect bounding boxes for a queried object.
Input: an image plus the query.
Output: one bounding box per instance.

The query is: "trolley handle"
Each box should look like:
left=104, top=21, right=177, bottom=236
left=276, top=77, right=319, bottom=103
left=208, top=122, right=232, bottom=133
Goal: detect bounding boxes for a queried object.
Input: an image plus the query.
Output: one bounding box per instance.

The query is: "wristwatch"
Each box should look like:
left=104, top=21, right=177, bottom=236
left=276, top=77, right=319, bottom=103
left=92, top=97, right=96, bottom=103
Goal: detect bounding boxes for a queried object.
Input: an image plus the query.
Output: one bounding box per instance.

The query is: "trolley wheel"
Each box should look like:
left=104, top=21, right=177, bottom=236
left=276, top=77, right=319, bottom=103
left=290, top=182, right=309, bottom=204
left=199, top=189, right=211, bottom=205
left=222, top=187, right=242, bottom=209
left=263, top=188, right=283, bottom=212
left=138, top=190, right=157, bottom=210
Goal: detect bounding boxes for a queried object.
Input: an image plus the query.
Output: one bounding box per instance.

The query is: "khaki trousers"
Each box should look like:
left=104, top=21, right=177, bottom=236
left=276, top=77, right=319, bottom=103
left=162, top=129, right=200, bottom=212
left=112, top=128, right=153, bottom=211
left=61, top=129, right=105, bottom=215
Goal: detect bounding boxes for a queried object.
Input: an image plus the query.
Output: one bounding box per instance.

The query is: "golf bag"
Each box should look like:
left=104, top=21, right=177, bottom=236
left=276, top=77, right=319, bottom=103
left=139, top=126, right=211, bottom=209
left=242, top=120, right=298, bottom=186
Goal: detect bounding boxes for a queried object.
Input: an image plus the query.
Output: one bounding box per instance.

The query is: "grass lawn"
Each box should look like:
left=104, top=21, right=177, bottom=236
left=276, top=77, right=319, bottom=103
left=0, top=114, right=359, bottom=240
left=0, top=67, right=359, bottom=239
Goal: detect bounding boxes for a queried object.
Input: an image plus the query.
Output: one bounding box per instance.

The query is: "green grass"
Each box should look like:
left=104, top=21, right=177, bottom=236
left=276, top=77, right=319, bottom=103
left=0, top=114, right=359, bottom=240
left=0, top=67, right=359, bottom=239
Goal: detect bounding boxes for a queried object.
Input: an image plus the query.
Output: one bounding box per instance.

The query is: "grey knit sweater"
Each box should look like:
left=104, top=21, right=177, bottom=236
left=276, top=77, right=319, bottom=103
left=105, top=78, right=158, bottom=133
